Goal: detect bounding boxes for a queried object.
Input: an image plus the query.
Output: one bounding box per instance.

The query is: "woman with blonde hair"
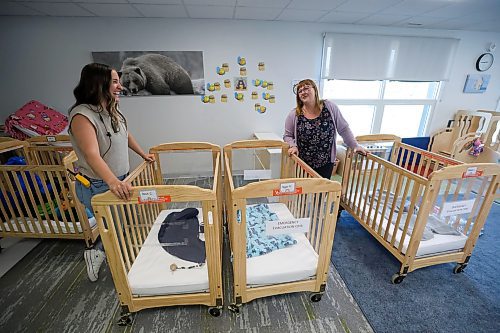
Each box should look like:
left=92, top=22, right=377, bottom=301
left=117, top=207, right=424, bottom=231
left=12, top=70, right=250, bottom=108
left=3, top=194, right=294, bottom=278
left=284, top=79, right=367, bottom=178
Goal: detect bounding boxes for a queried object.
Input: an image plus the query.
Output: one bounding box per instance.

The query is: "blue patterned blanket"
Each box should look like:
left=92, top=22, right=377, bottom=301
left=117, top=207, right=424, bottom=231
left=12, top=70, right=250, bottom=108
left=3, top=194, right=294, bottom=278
left=246, top=204, right=297, bottom=258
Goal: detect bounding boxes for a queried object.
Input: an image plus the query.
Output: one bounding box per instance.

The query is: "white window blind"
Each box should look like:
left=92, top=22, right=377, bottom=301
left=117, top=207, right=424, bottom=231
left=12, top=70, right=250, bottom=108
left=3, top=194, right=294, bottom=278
left=322, top=33, right=459, bottom=81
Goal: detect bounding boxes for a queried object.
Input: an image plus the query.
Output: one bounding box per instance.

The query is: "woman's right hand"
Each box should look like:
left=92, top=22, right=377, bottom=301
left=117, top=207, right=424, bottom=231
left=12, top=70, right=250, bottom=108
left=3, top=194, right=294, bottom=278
left=288, top=146, right=298, bottom=156
left=108, top=178, right=132, bottom=201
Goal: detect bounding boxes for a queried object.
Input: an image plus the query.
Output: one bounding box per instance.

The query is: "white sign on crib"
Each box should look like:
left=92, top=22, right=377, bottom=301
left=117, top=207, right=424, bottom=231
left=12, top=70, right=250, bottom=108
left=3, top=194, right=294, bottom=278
left=441, top=199, right=475, bottom=217
left=266, top=218, right=310, bottom=235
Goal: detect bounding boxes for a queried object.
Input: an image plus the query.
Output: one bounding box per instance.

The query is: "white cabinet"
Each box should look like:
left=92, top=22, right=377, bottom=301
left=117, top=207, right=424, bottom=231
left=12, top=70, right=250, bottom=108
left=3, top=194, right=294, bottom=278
left=253, top=132, right=283, bottom=179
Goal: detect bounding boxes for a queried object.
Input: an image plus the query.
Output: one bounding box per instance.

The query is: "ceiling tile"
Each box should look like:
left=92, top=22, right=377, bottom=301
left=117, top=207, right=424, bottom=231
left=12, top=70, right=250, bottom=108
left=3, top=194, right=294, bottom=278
left=79, top=4, right=143, bottom=17
left=129, top=0, right=182, bottom=4
left=392, top=15, right=449, bottom=28
left=379, top=0, right=449, bottom=16
left=288, top=0, right=344, bottom=11
left=71, top=0, right=128, bottom=3
left=357, top=14, right=410, bottom=26
left=22, top=0, right=69, bottom=3
left=0, top=2, right=44, bottom=15
left=23, top=2, right=94, bottom=16
left=236, top=0, right=290, bottom=8
left=183, top=0, right=236, bottom=5
left=235, top=6, right=282, bottom=20
left=277, top=9, right=327, bottom=22
left=134, top=4, right=187, bottom=18
left=319, top=11, right=368, bottom=24
left=335, top=0, right=402, bottom=13
left=423, top=3, right=485, bottom=18
left=185, top=5, right=234, bottom=19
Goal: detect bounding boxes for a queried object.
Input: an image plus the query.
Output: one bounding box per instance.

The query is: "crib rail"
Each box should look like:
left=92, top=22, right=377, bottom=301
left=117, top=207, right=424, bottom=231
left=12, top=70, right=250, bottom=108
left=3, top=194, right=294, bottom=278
left=392, top=142, right=461, bottom=177
left=1, top=139, right=96, bottom=245
left=93, top=185, right=215, bottom=271
left=26, top=135, right=73, bottom=166
left=342, top=150, right=429, bottom=255
left=91, top=142, right=224, bottom=312
left=342, top=137, right=500, bottom=279
left=0, top=164, right=91, bottom=238
left=224, top=139, right=341, bottom=305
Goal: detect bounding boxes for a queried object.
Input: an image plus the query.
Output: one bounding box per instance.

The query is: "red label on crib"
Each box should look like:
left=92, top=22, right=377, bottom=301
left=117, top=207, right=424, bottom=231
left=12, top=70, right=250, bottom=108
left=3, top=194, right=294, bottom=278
left=138, top=195, right=171, bottom=204
left=462, top=168, right=483, bottom=178
left=272, top=187, right=302, bottom=196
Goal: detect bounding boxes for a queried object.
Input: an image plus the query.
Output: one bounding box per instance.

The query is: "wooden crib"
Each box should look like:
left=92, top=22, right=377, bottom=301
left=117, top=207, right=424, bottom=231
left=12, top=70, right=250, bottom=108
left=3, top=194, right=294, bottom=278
left=92, top=142, right=224, bottom=324
left=341, top=134, right=499, bottom=284
left=0, top=137, right=98, bottom=247
left=224, top=140, right=341, bottom=312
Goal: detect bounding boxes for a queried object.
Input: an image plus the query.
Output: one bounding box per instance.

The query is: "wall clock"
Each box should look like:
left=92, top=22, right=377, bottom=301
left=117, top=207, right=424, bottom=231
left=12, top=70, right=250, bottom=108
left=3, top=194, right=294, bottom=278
left=476, top=53, right=494, bottom=71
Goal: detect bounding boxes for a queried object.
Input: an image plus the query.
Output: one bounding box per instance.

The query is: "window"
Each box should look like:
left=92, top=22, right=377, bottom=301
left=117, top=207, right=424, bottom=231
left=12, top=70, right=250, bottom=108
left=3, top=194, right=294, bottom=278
left=322, top=79, right=441, bottom=137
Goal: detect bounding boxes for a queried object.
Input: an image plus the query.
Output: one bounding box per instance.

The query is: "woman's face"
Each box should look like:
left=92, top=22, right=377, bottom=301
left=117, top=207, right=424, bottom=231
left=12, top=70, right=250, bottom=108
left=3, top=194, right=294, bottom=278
left=297, top=83, right=315, bottom=103
left=109, top=70, right=123, bottom=102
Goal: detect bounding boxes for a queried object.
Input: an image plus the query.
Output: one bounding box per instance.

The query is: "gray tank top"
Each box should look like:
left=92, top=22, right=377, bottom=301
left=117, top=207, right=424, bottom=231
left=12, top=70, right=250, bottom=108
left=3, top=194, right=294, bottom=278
left=68, top=104, right=130, bottom=180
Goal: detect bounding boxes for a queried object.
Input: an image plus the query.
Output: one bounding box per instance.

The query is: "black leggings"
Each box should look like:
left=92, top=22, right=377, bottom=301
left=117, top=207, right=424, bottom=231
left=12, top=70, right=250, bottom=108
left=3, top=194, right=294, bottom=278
left=314, top=162, right=344, bottom=217
left=314, top=162, right=334, bottom=179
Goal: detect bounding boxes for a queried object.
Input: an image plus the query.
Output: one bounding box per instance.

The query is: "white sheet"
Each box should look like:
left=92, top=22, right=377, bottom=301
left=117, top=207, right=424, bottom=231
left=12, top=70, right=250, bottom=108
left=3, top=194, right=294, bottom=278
left=127, top=208, right=209, bottom=296
left=246, top=203, right=319, bottom=286
left=2, top=216, right=96, bottom=234
left=13, top=123, right=69, bottom=138
left=352, top=196, right=467, bottom=257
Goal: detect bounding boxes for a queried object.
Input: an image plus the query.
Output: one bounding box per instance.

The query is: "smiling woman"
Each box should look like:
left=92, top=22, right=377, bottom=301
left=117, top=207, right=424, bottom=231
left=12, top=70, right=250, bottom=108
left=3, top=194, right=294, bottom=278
left=283, top=79, right=367, bottom=179
left=68, top=63, right=155, bottom=283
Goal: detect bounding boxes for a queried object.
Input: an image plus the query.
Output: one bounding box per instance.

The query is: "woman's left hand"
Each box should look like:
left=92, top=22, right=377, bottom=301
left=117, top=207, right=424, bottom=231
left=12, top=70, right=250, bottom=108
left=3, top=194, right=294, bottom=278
left=142, top=153, right=155, bottom=162
left=354, top=146, right=369, bottom=156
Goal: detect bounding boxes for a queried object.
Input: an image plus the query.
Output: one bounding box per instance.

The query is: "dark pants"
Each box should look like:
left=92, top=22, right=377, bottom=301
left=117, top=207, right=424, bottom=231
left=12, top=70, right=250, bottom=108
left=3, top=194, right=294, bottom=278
left=314, top=162, right=334, bottom=179
left=314, top=162, right=344, bottom=217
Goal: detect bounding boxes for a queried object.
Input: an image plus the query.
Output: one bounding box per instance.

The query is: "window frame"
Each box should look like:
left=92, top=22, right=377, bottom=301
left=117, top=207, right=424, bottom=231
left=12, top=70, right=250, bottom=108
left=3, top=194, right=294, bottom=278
left=321, top=79, right=443, bottom=137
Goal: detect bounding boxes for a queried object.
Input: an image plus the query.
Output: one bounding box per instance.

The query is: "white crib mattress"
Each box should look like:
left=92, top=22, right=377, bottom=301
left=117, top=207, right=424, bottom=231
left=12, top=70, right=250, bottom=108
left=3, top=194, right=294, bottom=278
left=2, top=216, right=96, bottom=234
left=127, top=208, right=209, bottom=296
left=246, top=203, right=319, bottom=286
left=353, top=196, right=467, bottom=257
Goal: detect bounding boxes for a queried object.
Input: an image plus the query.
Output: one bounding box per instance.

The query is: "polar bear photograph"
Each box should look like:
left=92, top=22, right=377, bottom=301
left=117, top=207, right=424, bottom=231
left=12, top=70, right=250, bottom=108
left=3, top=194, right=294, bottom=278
left=92, top=51, right=205, bottom=96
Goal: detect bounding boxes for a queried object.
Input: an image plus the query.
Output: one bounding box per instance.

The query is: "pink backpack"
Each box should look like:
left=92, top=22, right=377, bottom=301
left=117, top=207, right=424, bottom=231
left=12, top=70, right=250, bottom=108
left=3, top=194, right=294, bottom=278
left=5, top=100, right=68, bottom=140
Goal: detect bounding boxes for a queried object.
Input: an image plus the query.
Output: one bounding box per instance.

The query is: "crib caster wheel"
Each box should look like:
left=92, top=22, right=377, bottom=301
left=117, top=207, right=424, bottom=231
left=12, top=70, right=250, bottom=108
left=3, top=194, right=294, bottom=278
left=228, top=304, right=240, bottom=314
left=453, top=264, right=466, bottom=274
left=310, top=293, right=322, bottom=302
left=391, top=273, right=405, bottom=284
left=117, top=314, right=132, bottom=326
left=208, top=307, right=221, bottom=317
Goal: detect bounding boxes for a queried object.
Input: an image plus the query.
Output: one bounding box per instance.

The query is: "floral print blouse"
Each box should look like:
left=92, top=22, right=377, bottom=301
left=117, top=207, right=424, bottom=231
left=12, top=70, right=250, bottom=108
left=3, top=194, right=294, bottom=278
left=296, top=105, right=334, bottom=169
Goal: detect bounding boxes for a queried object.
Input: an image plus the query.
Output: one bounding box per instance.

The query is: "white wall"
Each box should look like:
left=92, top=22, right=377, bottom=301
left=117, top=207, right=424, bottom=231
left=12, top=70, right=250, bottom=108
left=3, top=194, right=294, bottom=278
left=1, top=17, right=499, bottom=168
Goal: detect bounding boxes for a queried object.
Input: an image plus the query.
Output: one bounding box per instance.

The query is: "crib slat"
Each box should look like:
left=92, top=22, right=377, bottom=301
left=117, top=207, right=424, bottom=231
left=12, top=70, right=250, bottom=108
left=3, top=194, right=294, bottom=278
left=383, top=172, right=403, bottom=241
left=390, top=177, right=412, bottom=248
left=397, top=183, right=422, bottom=253
left=361, top=160, right=376, bottom=221
left=367, top=165, right=382, bottom=229
left=377, top=169, right=395, bottom=236
left=463, top=176, right=489, bottom=235
left=15, top=170, right=38, bottom=232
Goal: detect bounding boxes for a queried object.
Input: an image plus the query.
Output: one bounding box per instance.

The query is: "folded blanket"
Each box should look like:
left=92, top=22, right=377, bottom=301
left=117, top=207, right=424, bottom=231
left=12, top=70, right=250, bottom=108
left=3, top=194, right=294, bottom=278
left=246, top=204, right=297, bottom=258
left=369, top=190, right=416, bottom=215
left=369, top=191, right=462, bottom=241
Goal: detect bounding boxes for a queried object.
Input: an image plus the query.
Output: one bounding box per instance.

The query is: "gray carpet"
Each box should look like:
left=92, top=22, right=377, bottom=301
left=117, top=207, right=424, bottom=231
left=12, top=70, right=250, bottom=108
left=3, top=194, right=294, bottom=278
left=332, top=202, right=500, bottom=333
left=0, top=233, right=372, bottom=333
